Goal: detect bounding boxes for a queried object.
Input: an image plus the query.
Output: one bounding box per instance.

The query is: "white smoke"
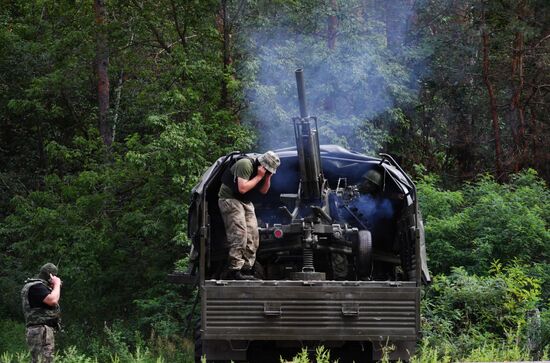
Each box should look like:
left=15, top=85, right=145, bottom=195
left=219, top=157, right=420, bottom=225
left=238, top=1, right=420, bottom=154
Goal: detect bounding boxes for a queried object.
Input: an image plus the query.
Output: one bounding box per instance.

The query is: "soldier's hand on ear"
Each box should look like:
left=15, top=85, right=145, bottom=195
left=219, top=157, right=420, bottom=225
left=49, top=274, right=62, bottom=287
left=257, top=165, right=267, bottom=178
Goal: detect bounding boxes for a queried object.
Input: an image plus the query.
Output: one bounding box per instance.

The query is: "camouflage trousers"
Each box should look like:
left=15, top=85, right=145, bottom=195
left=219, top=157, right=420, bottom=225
left=26, top=325, right=55, bottom=363
left=218, top=198, right=259, bottom=271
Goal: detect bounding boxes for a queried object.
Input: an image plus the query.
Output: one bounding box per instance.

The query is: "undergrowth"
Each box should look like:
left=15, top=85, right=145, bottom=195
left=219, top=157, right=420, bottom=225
left=2, top=340, right=548, bottom=363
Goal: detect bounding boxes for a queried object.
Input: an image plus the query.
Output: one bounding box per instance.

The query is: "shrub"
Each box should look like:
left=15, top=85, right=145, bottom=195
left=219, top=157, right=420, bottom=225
left=0, top=320, right=26, bottom=354
left=421, top=262, right=546, bottom=361
left=418, top=169, right=549, bottom=275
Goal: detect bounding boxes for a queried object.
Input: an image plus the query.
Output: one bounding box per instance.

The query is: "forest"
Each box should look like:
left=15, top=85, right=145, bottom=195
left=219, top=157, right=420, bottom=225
left=0, top=0, right=548, bottom=362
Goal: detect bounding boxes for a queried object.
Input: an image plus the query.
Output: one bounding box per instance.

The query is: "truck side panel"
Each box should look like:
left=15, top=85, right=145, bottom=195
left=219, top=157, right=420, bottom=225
left=202, top=281, right=419, bottom=342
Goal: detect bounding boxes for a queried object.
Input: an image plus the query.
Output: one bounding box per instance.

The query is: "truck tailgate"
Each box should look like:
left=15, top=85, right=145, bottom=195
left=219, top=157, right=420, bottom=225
left=202, top=280, right=419, bottom=341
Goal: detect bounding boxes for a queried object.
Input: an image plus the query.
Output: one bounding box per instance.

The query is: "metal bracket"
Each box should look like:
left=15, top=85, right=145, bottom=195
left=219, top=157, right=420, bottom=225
left=264, top=302, right=282, bottom=317
left=341, top=303, right=359, bottom=317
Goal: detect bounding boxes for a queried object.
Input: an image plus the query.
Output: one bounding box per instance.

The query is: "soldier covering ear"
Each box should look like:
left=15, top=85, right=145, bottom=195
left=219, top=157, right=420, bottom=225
left=21, top=263, right=62, bottom=363
left=218, top=151, right=280, bottom=280
left=38, top=263, right=58, bottom=282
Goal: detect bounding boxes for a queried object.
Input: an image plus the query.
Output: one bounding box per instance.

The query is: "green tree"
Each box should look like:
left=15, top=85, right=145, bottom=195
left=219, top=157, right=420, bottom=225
left=407, top=0, right=550, bottom=182
left=0, top=0, right=253, bottom=353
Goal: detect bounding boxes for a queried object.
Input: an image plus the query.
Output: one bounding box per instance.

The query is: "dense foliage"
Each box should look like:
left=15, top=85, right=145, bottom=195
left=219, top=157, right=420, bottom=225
left=418, top=169, right=549, bottom=275
left=418, top=169, right=550, bottom=360
left=0, top=0, right=548, bottom=361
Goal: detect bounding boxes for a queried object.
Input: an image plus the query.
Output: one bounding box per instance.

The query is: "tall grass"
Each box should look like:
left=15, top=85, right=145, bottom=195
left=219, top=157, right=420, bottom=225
left=1, top=334, right=546, bottom=363
left=2, top=342, right=547, bottom=363
left=0, top=346, right=190, bottom=363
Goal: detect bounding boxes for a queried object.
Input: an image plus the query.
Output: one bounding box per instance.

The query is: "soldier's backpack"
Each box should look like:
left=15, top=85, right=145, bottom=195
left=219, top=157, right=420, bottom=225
left=220, top=154, right=259, bottom=200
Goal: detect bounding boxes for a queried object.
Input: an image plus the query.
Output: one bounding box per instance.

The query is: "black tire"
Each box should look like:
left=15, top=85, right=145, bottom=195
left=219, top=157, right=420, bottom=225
left=356, top=230, right=373, bottom=279
left=194, top=321, right=231, bottom=363
left=331, top=341, right=374, bottom=363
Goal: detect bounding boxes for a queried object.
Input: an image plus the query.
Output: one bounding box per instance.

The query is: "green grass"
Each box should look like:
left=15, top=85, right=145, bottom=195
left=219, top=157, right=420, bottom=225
left=1, top=338, right=547, bottom=363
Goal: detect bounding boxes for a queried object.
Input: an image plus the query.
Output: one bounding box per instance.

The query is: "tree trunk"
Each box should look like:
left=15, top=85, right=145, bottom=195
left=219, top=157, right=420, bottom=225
left=327, top=0, right=337, bottom=50
left=482, top=29, right=503, bottom=179
left=510, top=30, right=526, bottom=172
left=112, top=70, right=124, bottom=144
left=219, top=0, right=232, bottom=110
left=94, top=0, right=111, bottom=147
left=37, top=121, right=46, bottom=173
left=384, top=0, right=410, bottom=51
left=324, top=0, right=338, bottom=112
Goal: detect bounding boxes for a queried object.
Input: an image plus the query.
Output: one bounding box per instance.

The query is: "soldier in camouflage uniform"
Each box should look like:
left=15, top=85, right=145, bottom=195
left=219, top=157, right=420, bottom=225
left=21, top=263, right=62, bottom=363
left=218, top=151, right=280, bottom=280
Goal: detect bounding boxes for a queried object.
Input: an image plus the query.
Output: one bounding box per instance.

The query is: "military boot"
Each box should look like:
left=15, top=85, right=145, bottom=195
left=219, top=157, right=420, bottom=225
left=235, top=270, right=258, bottom=280
left=241, top=267, right=261, bottom=280
left=220, top=269, right=237, bottom=280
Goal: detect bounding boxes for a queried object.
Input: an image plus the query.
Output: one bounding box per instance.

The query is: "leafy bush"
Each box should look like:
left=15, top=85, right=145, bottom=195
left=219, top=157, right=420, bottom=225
left=416, top=168, right=550, bottom=360
left=421, top=262, right=547, bottom=361
left=418, top=169, right=549, bottom=275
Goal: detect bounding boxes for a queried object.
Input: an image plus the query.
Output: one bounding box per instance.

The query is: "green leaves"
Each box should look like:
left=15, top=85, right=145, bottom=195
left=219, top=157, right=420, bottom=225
left=419, top=169, right=549, bottom=274
left=422, top=263, right=545, bottom=360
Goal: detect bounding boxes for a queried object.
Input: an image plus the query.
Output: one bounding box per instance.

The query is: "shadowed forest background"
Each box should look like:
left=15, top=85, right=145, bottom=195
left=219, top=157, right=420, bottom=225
left=0, top=0, right=549, bottom=362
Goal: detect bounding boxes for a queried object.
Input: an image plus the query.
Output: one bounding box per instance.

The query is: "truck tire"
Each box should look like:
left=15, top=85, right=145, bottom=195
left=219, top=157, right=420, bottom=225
left=194, top=321, right=231, bottom=363
left=356, top=230, right=373, bottom=279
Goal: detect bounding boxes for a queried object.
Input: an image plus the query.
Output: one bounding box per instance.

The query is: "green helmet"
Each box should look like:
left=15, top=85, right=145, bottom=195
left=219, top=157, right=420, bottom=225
left=359, top=169, right=383, bottom=194
left=38, top=263, right=58, bottom=281
left=364, top=169, right=382, bottom=187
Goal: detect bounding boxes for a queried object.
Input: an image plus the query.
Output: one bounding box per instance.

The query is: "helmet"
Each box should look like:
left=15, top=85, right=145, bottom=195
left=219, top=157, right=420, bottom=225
left=359, top=169, right=383, bottom=194
left=258, top=151, right=281, bottom=174
left=364, top=169, right=382, bottom=187
left=38, top=263, right=58, bottom=281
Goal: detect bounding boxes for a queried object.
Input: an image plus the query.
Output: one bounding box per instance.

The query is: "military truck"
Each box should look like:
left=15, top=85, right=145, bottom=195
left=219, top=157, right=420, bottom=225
left=179, top=70, right=430, bottom=362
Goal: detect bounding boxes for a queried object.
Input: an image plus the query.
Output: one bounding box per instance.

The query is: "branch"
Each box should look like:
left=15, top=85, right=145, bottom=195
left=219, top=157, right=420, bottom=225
left=533, top=33, right=550, bottom=48
left=169, top=0, right=187, bottom=49
left=129, top=0, right=172, bottom=54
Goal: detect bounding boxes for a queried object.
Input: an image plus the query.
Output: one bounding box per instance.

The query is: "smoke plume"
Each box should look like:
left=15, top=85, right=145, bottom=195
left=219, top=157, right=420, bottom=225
left=238, top=1, right=420, bottom=155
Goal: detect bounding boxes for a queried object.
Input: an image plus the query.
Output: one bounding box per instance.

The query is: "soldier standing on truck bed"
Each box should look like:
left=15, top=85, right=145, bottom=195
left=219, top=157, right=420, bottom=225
left=218, top=151, right=280, bottom=280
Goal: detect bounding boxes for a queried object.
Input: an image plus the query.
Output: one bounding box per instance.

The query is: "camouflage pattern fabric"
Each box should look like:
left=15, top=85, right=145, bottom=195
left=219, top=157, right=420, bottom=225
left=26, top=325, right=55, bottom=363
left=258, top=151, right=280, bottom=174
left=218, top=198, right=259, bottom=271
